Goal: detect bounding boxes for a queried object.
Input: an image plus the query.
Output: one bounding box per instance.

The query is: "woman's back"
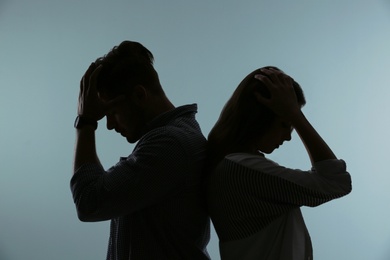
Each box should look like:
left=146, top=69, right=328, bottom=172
left=207, top=153, right=351, bottom=260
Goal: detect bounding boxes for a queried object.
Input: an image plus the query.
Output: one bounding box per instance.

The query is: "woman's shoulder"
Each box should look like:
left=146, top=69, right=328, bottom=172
left=226, top=152, right=267, bottom=162
left=223, top=152, right=280, bottom=169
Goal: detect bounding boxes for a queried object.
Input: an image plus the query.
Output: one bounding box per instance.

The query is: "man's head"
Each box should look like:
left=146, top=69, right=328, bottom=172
left=94, top=41, right=164, bottom=99
left=93, top=41, right=173, bottom=143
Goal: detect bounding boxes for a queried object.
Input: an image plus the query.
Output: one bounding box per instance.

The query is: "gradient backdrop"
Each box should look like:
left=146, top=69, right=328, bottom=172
left=1, top=1, right=390, bottom=259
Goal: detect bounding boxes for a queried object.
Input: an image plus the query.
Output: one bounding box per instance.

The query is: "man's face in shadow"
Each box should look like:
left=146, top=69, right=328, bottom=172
left=100, top=91, right=147, bottom=144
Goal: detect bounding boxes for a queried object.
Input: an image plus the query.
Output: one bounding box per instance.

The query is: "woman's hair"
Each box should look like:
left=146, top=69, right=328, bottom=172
left=206, top=66, right=306, bottom=170
left=95, top=40, right=164, bottom=99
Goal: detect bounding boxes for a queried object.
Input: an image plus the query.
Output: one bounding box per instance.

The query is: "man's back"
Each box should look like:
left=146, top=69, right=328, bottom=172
left=72, top=104, right=210, bottom=260
left=72, top=41, right=210, bottom=259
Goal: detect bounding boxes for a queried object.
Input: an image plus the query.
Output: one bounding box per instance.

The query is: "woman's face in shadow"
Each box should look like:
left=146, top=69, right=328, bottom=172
left=254, top=117, right=293, bottom=154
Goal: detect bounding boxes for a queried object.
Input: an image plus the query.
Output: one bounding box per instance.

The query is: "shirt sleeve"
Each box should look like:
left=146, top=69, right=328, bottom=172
left=224, top=153, right=352, bottom=207
left=70, top=127, right=191, bottom=222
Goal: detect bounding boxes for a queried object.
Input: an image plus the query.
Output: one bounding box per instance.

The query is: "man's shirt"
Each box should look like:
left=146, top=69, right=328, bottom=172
left=71, top=104, right=210, bottom=260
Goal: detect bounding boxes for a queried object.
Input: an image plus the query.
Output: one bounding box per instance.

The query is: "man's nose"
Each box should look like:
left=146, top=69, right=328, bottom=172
left=106, top=115, right=115, bottom=130
left=284, top=130, right=292, bottom=141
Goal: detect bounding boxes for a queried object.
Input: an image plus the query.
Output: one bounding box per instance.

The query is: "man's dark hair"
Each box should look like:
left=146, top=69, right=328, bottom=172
left=95, top=41, right=164, bottom=98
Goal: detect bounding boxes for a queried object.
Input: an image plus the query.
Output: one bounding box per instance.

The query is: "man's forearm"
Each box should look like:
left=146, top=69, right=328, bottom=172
left=73, top=126, right=102, bottom=173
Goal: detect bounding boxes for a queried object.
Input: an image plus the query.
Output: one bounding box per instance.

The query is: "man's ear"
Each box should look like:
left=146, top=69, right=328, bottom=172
left=131, top=85, right=148, bottom=105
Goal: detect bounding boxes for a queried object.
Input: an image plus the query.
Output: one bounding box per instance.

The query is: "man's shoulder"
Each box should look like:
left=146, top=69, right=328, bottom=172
left=141, top=123, right=205, bottom=146
left=136, top=104, right=206, bottom=151
left=131, top=121, right=206, bottom=168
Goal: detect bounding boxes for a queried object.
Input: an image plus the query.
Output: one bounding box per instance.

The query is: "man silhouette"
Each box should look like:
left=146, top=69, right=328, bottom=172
left=71, top=41, right=210, bottom=260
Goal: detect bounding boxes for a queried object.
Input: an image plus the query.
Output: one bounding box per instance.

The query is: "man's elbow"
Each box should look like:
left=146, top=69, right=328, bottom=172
left=73, top=196, right=101, bottom=222
left=75, top=207, right=106, bottom=222
left=74, top=203, right=96, bottom=222
left=76, top=209, right=94, bottom=222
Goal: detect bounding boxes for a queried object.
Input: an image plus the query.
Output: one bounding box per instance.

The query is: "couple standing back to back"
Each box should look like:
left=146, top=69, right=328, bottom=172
left=71, top=40, right=351, bottom=260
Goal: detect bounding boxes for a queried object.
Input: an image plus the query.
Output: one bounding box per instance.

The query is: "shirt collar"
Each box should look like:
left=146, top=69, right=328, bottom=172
left=142, top=103, right=198, bottom=133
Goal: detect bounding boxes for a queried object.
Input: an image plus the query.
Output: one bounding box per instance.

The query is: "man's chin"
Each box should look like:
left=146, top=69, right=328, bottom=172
left=126, top=135, right=140, bottom=144
left=259, top=148, right=275, bottom=154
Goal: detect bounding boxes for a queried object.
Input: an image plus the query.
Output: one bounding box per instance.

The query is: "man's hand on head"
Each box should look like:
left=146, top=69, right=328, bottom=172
left=78, top=63, right=105, bottom=121
left=78, top=63, right=125, bottom=122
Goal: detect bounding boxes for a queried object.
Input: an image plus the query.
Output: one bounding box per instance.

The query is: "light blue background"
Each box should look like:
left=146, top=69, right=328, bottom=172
left=1, top=1, right=389, bottom=259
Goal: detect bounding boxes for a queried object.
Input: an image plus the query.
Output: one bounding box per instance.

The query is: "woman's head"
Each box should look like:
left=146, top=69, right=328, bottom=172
left=207, top=66, right=305, bottom=167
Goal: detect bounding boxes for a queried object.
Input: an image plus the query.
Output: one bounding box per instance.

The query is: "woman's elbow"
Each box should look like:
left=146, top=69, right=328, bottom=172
left=74, top=203, right=97, bottom=222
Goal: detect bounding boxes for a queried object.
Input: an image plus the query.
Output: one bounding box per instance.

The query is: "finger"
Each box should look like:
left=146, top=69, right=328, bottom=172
left=275, top=73, right=293, bottom=89
left=254, top=73, right=266, bottom=81
left=87, top=65, right=103, bottom=95
left=81, top=63, right=97, bottom=91
left=260, top=68, right=291, bottom=87
left=254, top=91, right=271, bottom=106
left=254, top=74, right=273, bottom=85
left=262, top=67, right=280, bottom=77
left=266, top=66, right=280, bottom=71
left=258, top=69, right=280, bottom=83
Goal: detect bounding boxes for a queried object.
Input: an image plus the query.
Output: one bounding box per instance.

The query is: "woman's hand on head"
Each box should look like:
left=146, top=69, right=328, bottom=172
left=254, top=68, right=301, bottom=120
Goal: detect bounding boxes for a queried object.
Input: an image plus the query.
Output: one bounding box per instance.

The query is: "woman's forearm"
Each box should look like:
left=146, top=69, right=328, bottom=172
left=290, top=110, right=337, bottom=164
